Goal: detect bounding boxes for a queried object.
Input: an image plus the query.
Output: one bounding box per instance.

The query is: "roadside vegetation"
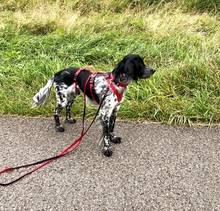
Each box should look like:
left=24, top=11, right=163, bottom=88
left=0, top=0, right=219, bottom=125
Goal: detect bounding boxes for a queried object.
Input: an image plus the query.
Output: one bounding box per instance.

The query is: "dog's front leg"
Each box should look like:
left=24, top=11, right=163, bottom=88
left=101, top=114, right=113, bottom=157
left=100, top=100, right=117, bottom=156
left=109, top=106, right=121, bottom=144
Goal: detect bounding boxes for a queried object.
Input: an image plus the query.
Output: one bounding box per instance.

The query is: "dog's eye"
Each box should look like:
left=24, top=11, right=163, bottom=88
left=122, top=73, right=126, bottom=77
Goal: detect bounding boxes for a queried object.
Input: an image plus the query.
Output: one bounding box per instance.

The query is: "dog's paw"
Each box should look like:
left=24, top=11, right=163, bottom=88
left=65, top=118, right=76, bottom=124
left=110, top=133, right=122, bottom=144
left=56, top=125, right=65, bottom=132
left=103, top=147, right=113, bottom=157
left=111, top=136, right=122, bottom=144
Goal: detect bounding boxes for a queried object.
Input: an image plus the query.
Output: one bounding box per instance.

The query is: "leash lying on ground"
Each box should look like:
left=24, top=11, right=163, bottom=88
left=0, top=72, right=108, bottom=186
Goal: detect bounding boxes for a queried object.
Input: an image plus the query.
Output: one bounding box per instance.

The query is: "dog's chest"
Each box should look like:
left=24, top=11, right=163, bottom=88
left=94, top=74, right=126, bottom=103
left=94, top=75, right=109, bottom=95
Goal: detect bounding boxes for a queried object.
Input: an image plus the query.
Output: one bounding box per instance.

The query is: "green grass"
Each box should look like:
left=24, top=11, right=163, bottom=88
left=0, top=0, right=219, bottom=125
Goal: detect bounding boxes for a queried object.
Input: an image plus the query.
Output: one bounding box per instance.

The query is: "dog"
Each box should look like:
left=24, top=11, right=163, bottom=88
left=32, top=54, right=155, bottom=156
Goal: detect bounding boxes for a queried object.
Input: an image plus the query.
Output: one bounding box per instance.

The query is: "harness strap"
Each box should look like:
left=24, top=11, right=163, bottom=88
left=88, top=72, right=126, bottom=103
left=74, top=68, right=127, bottom=103
left=74, top=67, right=94, bottom=93
left=89, top=73, right=100, bottom=104
left=109, top=73, right=127, bottom=88
left=74, top=67, right=93, bottom=79
left=106, top=73, right=126, bottom=102
left=73, top=68, right=83, bottom=93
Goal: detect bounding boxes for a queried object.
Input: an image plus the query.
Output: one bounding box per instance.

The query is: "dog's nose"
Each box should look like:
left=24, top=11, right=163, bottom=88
left=151, top=68, right=156, bottom=74
left=147, top=66, right=156, bottom=74
left=149, top=67, right=156, bottom=74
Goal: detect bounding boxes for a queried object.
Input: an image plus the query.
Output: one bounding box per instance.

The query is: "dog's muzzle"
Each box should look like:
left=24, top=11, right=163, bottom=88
left=141, top=66, right=156, bottom=79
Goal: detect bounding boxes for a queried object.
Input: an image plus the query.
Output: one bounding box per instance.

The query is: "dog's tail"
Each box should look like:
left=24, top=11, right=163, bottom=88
left=32, top=76, right=54, bottom=108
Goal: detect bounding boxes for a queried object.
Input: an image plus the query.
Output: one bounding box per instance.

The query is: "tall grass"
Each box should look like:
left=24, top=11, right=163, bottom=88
left=0, top=0, right=219, bottom=125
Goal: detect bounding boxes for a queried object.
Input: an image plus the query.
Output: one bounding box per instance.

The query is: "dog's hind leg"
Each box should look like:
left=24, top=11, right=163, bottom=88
left=65, top=100, right=76, bottom=124
left=65, top=84, right=79, bottom=124
left=54, top=104, right=65, bottom=132
left=54, top=82, right=69, bottom=132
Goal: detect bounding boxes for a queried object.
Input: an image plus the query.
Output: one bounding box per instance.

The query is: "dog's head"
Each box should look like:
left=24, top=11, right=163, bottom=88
left=113, top=54, right=156, bottom=84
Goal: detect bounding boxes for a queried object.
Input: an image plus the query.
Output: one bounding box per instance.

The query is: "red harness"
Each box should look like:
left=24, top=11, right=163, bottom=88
left=74, top=68, right=127, bottom=103
left=106, top=73, right=126, bottom=102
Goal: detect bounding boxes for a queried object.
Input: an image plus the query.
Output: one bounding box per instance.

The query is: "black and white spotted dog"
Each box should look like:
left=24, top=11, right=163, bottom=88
left=32, top=54, right=155, bottom=156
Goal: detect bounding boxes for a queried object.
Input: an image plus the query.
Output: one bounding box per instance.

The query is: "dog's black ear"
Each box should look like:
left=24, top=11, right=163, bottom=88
left=125, top=61, right=139, bottom=81
left=113, top=59, right=126, bottom=77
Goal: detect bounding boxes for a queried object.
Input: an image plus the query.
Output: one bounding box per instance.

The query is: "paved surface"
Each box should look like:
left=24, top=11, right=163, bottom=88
left=0, top=117, right=220, bottom=210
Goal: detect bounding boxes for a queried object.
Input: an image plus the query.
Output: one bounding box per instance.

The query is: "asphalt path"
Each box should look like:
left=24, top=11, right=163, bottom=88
left=0, top=117, right=220, bottom=210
